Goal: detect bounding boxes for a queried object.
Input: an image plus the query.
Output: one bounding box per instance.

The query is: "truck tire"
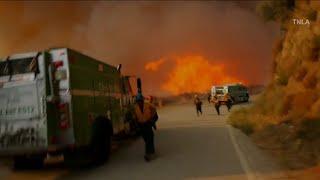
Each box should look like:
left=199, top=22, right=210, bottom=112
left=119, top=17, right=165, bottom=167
left=231, top=97, right=236, bottom=104
left=244, top=93, right=249, bottom=102
left=90, top=116, right=112, bottom=165
left=13, top=155, right=45, bottom=169
left=64, top=149, right=79, bottom=168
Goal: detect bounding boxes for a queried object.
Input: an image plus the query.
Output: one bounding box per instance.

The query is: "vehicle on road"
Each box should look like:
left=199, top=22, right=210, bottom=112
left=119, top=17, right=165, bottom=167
left=211, top=83, right=249, bottom=103
left=0, top=48, right=138, bottom=168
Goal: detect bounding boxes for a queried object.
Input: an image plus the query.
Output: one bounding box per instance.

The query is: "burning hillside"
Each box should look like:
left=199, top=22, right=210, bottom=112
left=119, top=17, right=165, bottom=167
left=145, top=58, right=166, bottom=72
left=145, top=55, right=243, bottom=95
left=229, top=0, right=320, bottom=170
left=230, top=0, right=320, bottom=129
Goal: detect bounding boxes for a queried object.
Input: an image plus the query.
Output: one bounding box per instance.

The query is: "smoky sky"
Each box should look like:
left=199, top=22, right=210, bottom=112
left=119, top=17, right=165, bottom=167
left=0, top=1, right=279, bottom=96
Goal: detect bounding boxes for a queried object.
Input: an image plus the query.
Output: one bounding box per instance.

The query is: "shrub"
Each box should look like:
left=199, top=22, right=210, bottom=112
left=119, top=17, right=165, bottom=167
left=239, top=121, right=255, bottom=135
left=297, top=119, right=320, bottom=140
left=276, top=71, right=289, bottom=86
left=307, top=9, right=317, bottom=21
left=228, top=108, right=255, bottom=135
left=257, top=0, right=294, bottom=23
left=273, top=38, right=284, bottom=59
left=313, top=35, right=320, bottom=48
left=257, top=2, right=277, bottom=22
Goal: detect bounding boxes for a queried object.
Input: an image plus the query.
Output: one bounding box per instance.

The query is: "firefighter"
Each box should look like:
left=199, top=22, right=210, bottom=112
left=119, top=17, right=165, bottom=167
left=194, top=95, right=203, bottom=116
left=134, top=93, right=157, bottom=162
left=211, top=94, right=220, bottom=115
left=224, top=93, right=233, bottom=112
left=207, top=93, right=212, bottom=104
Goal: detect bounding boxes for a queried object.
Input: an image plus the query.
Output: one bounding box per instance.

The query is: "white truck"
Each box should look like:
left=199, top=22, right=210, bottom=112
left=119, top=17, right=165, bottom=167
left=211, top=83, right=249, bottom=103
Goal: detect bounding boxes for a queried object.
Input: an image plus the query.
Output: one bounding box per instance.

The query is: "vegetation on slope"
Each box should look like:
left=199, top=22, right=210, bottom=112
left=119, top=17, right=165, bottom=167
left=229, top=0, right=320, bottom=169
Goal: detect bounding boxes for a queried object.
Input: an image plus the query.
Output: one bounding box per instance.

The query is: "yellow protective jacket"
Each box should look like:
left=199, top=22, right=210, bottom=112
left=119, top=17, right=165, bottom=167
left=134, top=102, right=156, bottom=124
left=223, top=93, right=231, bottom=101
left=211, top=95, right=220, bottom=106
left=194, top=98, right=202, bottom=105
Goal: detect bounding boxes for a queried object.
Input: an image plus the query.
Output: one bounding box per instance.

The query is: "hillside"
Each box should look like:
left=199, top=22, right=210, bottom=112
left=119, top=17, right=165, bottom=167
left=229, top=0, right=320, bottom=171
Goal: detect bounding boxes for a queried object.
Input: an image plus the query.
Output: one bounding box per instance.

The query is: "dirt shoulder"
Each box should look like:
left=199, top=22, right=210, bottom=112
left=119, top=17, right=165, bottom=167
left=250, top=123, right=320, bottom=179
left=229, top=125, right=290, bottom=179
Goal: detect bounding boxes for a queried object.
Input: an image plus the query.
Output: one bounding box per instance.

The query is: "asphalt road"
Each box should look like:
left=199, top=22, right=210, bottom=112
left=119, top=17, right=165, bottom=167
left=0, top=103, right=250, bottom=180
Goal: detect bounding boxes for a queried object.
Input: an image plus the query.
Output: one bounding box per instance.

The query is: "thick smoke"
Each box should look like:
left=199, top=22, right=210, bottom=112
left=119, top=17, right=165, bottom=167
left=0, top=1, right=279, bottom=96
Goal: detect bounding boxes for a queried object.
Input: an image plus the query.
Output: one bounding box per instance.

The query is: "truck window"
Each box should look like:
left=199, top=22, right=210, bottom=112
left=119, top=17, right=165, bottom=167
left=239, top=86, right=246, bottom=91
left=0, top=57, right=38, bottom=77
left=228, top=86, right=236, bottom=92
left=215, top=87, right=224, bottom=94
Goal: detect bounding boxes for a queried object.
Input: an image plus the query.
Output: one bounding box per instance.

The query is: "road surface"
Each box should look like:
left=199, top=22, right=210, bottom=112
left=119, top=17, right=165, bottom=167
left=0, top=102, right=283, bottom=180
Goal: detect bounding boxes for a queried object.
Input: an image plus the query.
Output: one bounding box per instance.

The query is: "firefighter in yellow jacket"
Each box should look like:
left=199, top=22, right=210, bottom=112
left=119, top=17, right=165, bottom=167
left=223, top=93, right=233, bottom=112
left=134, top=93, right=158, bottom=162
left=211, top=94, right=221, bottom=115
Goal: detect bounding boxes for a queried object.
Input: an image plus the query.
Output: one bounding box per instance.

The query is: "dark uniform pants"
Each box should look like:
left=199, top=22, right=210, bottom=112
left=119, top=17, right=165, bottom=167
left=215, top=103, right=220, bottom=115
left=140, top=122, right=155, bottom=155
left=226, top=100, right=232, bottom=111
left=196, top=104, right=202, bottom=115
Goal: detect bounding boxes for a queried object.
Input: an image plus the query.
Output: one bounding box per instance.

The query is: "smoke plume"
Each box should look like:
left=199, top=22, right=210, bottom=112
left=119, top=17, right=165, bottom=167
left=0, top=1, right=279, bottom=96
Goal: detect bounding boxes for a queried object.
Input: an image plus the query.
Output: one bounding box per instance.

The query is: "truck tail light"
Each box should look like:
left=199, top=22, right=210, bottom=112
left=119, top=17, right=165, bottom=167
left=57, top=103, right=70, bottom=130
left=60, top=113, right=67, bottom=120
left=68, top=144, right=75, bottom=150
left=59, top=120, right=70, bottom=130
left=57, top=103, right=66, bottom=110
left=50, top=135, right=58, bottom=144
left=55, top=70, right=67, bottom=80
left=53, top=61, right=64, bottom=69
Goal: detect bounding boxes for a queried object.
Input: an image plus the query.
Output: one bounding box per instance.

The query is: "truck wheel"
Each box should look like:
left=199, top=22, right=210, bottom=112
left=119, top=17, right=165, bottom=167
left=90, top=116, right=111, bottom=165
left=231, top=97, right=236, bottom=104
left=64, top=150, right=78, bottom=167
left=244, top=94, right=249, bottom=102
left=13, top=155, right=44, bottom=169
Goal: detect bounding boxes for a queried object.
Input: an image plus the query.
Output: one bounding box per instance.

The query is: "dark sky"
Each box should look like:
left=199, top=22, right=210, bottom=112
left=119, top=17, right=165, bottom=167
left=0, top=1, right=279, bottom=96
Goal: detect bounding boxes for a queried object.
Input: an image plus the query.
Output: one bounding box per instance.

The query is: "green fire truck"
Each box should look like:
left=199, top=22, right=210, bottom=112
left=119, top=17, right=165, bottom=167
left=0, top=48, right=138, bottom=168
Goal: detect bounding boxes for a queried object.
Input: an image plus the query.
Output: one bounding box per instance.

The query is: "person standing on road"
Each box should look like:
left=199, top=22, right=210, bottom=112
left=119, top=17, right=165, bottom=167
left=134, top=93, right=158, bottom=162
left=207, top=93, right=212, bottom=104
left=194, top=95, right=203, bottom=116
left=211, top=94, right=220, bottom=115
left=224, top=93, right=233, bottom=112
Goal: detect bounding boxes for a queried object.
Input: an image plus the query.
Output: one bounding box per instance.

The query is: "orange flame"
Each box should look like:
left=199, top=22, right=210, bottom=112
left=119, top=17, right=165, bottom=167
left=145, top=58, right=166, bottom=71
left=162, top=55, right=241, bottom=95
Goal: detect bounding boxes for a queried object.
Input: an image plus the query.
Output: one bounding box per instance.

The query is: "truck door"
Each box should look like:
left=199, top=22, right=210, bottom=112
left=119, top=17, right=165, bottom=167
left=0, top=52, right=48, bottom=153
